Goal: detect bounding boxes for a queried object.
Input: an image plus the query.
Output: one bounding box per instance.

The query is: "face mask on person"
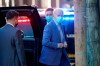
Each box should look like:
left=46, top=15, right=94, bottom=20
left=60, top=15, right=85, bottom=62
left=46, top=16, right=53, bottom=23
left=56, top=17, right=63, bottom=24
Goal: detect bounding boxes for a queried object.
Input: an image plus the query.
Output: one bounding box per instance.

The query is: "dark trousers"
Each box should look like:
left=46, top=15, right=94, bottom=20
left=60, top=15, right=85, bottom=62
left=43, top=64, right=58, bottom=66
left=59, top=52, right=70, bottom=66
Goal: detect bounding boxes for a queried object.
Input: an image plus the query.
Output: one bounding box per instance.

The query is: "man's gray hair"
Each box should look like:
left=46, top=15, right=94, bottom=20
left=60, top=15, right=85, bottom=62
left=53, top=8, right=63, bottom=15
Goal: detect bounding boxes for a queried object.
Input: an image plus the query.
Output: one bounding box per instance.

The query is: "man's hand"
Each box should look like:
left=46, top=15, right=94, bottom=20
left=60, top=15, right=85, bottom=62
left=64, top=44, right=67, bottom=48
left=58, top=43, right=64, bottom=48
left=64, top=42, right=68, bottom=48
left=58, top=42, right=68, bottom=48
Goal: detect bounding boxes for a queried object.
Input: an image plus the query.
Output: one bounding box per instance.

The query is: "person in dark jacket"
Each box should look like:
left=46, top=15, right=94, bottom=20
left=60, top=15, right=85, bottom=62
left=0, top=10, right=26, bottom=66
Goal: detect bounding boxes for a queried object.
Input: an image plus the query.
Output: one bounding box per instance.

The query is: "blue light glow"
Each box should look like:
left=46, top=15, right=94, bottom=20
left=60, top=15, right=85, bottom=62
left=63, top=15, right=74, bottom=21
left=62, top=8, right=74, bottom=21
left=63, top=17, right=74, bottom=20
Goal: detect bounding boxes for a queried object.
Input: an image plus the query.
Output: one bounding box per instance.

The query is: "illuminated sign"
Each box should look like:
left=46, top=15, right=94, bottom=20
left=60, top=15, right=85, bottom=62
left=18, top=16, right=30, bottom=23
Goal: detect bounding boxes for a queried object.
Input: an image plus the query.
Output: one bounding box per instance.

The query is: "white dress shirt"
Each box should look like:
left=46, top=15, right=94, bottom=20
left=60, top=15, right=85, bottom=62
left=53, top=20, right=67, bottom=48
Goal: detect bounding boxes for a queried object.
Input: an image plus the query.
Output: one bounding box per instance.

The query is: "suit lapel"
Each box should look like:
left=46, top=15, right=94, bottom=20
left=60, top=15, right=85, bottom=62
left=52, top=22, right=62, bottom=42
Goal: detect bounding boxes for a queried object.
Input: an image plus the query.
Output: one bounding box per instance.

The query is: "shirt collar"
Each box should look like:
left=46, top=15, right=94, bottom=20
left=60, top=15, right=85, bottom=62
left=53, top=19, right=58, bottom=25
left=7, top=23, right=14, bottom=27
left=53, top=19, right=61, bottom=27
left=47, top=22, right=49, bottom=25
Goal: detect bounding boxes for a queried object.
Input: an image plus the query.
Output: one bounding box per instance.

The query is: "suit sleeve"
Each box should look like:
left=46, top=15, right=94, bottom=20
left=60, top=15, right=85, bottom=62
left=42, top=25, right=58, bottom=49
left=15, top=30, right=26, bottom=66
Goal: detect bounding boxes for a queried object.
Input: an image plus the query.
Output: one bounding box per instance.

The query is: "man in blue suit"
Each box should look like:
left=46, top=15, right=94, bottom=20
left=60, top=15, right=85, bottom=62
left=39, top=9, right=70, bottom=66
left=0, top=10, right=26, bottom=66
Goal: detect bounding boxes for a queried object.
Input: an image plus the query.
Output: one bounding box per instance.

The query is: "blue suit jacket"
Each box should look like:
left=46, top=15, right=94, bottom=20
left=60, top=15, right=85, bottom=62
left=39, top=21, right=70, bottom=65
left=0, top=24, right=26, bottom=66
